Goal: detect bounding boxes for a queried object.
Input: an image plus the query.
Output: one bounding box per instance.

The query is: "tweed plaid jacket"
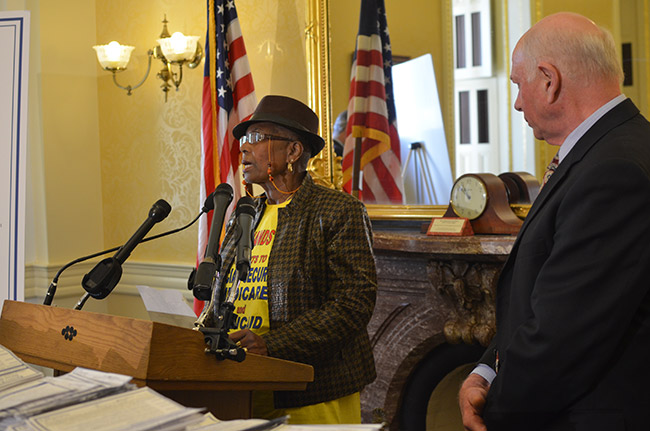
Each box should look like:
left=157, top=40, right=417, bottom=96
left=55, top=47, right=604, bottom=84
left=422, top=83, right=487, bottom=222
left=214, top=174, right=377, bottom=408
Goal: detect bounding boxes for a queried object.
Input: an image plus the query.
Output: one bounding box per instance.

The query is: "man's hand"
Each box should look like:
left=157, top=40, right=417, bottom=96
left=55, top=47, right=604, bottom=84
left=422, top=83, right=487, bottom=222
left=229, top=329, right=269, bottom=356
left=459, top=372, right=490, bottom=431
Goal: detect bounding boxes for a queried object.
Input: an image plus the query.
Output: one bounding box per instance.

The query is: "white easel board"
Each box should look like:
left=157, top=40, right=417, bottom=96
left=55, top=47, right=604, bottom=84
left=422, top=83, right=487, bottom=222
left=0, top=11, right=29, bottom=303
left=393, top=54, right=453, bottom=205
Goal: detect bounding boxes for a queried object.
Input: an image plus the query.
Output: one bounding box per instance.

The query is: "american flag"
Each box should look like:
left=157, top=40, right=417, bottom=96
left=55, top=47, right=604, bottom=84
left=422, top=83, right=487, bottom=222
left=342, top=0, right=404, bottom=204
left=197, top=0, right=256, bottom=315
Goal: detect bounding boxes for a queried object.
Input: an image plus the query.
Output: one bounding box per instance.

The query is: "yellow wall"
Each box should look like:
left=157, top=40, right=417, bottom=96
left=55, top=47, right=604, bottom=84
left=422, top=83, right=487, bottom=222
left=535, top=0, right=619, bottom=25
left=94, top=1, right=204, bottom=266
left=37, top=0, right=105, bottom=265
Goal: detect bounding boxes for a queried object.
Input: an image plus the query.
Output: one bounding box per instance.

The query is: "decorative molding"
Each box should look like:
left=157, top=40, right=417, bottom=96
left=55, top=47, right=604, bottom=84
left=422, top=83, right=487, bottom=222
left=368, top=204, right=447, bottom=221
left=641, top=0, right=650, bottom=109
left=306, top=0, right=333, bottom=187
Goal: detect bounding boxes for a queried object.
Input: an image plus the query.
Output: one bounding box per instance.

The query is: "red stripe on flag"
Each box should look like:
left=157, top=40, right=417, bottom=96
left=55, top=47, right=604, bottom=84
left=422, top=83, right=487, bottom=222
left=229, top=36, right=247, bottom=63
left=233, top=73, right=255, bottom=107
left=355, top=49, right=384, bottom=68
left=349, top=111, right=391, bottom=135
left=201, top=77, right=216, bottom=196
left=370, top=156, right=401, bottom=199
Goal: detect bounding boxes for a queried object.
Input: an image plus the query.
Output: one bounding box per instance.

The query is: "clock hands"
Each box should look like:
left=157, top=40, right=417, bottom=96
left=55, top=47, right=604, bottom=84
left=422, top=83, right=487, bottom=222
left=459, top=184, right=472, bottom=200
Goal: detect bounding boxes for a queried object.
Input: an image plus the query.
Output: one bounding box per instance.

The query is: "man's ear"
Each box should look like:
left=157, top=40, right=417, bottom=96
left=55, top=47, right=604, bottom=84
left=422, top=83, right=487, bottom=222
left=538, top=61, right=561, bottom=104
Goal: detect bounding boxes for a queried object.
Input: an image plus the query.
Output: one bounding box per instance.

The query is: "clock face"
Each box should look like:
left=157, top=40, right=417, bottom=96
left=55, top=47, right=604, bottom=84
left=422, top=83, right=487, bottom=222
left=450, top=175, right=488, bottom=220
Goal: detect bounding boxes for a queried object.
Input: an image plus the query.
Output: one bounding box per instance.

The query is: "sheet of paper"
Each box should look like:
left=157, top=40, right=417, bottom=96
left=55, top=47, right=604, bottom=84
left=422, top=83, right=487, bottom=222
left=186, top=413, right=221, bottom=429
left=0, top=380, right=70, bottom=412
left=189, top=419, right=269, bottom=431
left=0, top=345, right=44, bottom=392
left=137, top=285, right=197, bottom=328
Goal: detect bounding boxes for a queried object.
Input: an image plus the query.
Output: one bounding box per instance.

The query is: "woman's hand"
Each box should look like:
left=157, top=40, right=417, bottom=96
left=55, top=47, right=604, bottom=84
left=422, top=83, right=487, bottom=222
left=229, top=329, right=269, bottom=356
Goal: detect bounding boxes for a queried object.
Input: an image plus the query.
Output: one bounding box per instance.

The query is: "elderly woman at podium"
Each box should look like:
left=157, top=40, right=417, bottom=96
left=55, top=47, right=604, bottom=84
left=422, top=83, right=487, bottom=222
left=203, top=95, right=377, bottom=424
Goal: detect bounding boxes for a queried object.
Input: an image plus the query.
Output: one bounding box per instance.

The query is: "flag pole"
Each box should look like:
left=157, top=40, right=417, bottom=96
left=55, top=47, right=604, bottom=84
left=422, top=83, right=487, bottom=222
left=351, top=137, right=362, bottom=199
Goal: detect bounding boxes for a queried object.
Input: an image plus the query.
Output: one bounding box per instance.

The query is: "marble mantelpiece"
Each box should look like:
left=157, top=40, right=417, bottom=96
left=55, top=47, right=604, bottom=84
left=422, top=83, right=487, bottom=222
left=362, top=229, right=516, bottom=429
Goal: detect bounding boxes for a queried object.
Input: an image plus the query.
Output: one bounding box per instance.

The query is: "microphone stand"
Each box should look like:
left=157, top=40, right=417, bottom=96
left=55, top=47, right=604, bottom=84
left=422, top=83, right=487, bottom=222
left=197, top=195, right=253, bottom=362
left=199, top=267, right=247, bottom=362
left=44, top=211, right=203, bottom=309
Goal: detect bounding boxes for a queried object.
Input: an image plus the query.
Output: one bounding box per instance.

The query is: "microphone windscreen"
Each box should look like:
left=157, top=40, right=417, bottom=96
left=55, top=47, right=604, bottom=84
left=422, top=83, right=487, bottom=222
left=216, top=182, right=234, bottom=196
left=204, top=183, right=234, bottom=213
left=150, top=199, right=172, bottom=222
left=235, top=196, right=256, bottom=217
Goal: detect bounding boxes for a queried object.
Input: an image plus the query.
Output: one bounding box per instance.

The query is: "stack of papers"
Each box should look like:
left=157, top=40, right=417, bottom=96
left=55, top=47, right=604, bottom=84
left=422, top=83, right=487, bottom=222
left=8, top=387, right=204, bottom=431
left=0, top=367, right=134, bottom=427
left=0, top=344, right=203, bottom=431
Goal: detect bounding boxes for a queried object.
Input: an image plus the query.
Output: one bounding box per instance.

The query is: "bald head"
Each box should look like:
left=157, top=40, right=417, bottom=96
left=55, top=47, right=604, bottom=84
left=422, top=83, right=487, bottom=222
left=516, top=12, right=623, bottom=87
left=510, top=13, right=624, bottom=145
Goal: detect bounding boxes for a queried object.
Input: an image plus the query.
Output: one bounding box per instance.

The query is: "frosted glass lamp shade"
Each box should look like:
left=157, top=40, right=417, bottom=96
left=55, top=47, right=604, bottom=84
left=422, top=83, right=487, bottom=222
left=93, top=41, right=134, bottom=70
left=157, top=32, right=200, bottom=62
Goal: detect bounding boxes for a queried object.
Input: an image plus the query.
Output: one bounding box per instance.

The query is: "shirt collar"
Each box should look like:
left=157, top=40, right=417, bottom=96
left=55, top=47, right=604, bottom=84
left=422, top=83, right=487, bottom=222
left=558, top=94, right=627, bottom=163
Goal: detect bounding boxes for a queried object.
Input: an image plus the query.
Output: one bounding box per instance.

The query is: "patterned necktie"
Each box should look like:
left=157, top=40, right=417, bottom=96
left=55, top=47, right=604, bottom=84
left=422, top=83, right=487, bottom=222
left=541, top=153, right=560, bottom=187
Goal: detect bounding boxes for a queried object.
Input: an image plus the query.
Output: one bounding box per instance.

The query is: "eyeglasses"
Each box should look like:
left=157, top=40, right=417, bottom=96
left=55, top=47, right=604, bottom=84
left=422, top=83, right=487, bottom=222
left=239, top=131, right=295, bottom=147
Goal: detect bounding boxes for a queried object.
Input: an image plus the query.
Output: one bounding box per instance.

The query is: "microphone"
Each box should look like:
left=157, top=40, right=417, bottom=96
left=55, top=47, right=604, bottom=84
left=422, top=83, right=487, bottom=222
left=81, top=199, right=171, bottom=300
left=235, top=196, right=256, bottom=281
left=192, top=183, right=234, bottom=300
left=44, top=201, right=208, bottom=306
left=116, top=199, right=171, bottom=264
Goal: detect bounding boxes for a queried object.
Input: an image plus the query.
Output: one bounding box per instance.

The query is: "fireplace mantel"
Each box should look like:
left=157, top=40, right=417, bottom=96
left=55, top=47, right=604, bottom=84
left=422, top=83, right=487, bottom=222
left=363, top=229, right=516, bottom=429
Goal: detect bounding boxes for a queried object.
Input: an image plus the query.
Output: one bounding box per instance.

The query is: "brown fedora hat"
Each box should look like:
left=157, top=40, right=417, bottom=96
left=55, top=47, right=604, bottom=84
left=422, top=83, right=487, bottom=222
left=233, top=95, right=325, bottom=157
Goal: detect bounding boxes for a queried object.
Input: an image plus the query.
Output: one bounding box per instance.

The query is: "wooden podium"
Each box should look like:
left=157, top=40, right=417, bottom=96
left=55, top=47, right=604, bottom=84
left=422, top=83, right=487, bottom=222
left=0, top=300, right=313, bottom=419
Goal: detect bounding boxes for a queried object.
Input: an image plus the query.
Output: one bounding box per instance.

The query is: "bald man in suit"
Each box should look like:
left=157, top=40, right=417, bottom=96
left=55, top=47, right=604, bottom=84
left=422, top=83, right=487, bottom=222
left=459, top=12, right=650, bottom=431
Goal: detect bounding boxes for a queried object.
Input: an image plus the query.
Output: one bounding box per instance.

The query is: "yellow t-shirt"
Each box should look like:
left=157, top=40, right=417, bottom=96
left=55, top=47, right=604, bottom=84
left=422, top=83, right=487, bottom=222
left=225, top=198, right=361, bottom=424
left=223, top=199, right=289, bottom=335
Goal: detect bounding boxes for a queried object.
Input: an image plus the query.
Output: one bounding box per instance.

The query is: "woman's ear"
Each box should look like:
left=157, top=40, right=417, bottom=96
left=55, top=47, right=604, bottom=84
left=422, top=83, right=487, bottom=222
left=287, top=140, right=304, bottom=163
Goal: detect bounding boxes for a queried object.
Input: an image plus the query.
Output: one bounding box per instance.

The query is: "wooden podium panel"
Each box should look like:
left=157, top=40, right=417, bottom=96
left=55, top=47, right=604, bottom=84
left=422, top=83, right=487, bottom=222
left=0, top=300, right=313, bottom=419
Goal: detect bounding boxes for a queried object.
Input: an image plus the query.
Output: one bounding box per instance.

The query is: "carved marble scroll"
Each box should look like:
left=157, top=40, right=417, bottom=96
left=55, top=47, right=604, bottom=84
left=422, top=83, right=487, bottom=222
left=431, top=260, right=500, bottom=347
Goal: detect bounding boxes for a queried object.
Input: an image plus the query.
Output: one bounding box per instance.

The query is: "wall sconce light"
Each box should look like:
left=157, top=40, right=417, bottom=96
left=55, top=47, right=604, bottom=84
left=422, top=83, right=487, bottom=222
left=93, top=15, right=203, bottom=102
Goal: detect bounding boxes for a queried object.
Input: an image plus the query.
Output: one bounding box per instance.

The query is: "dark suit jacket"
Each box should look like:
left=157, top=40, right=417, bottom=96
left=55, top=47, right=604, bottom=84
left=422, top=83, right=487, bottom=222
left=481, top=99, right=650, bottom=431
